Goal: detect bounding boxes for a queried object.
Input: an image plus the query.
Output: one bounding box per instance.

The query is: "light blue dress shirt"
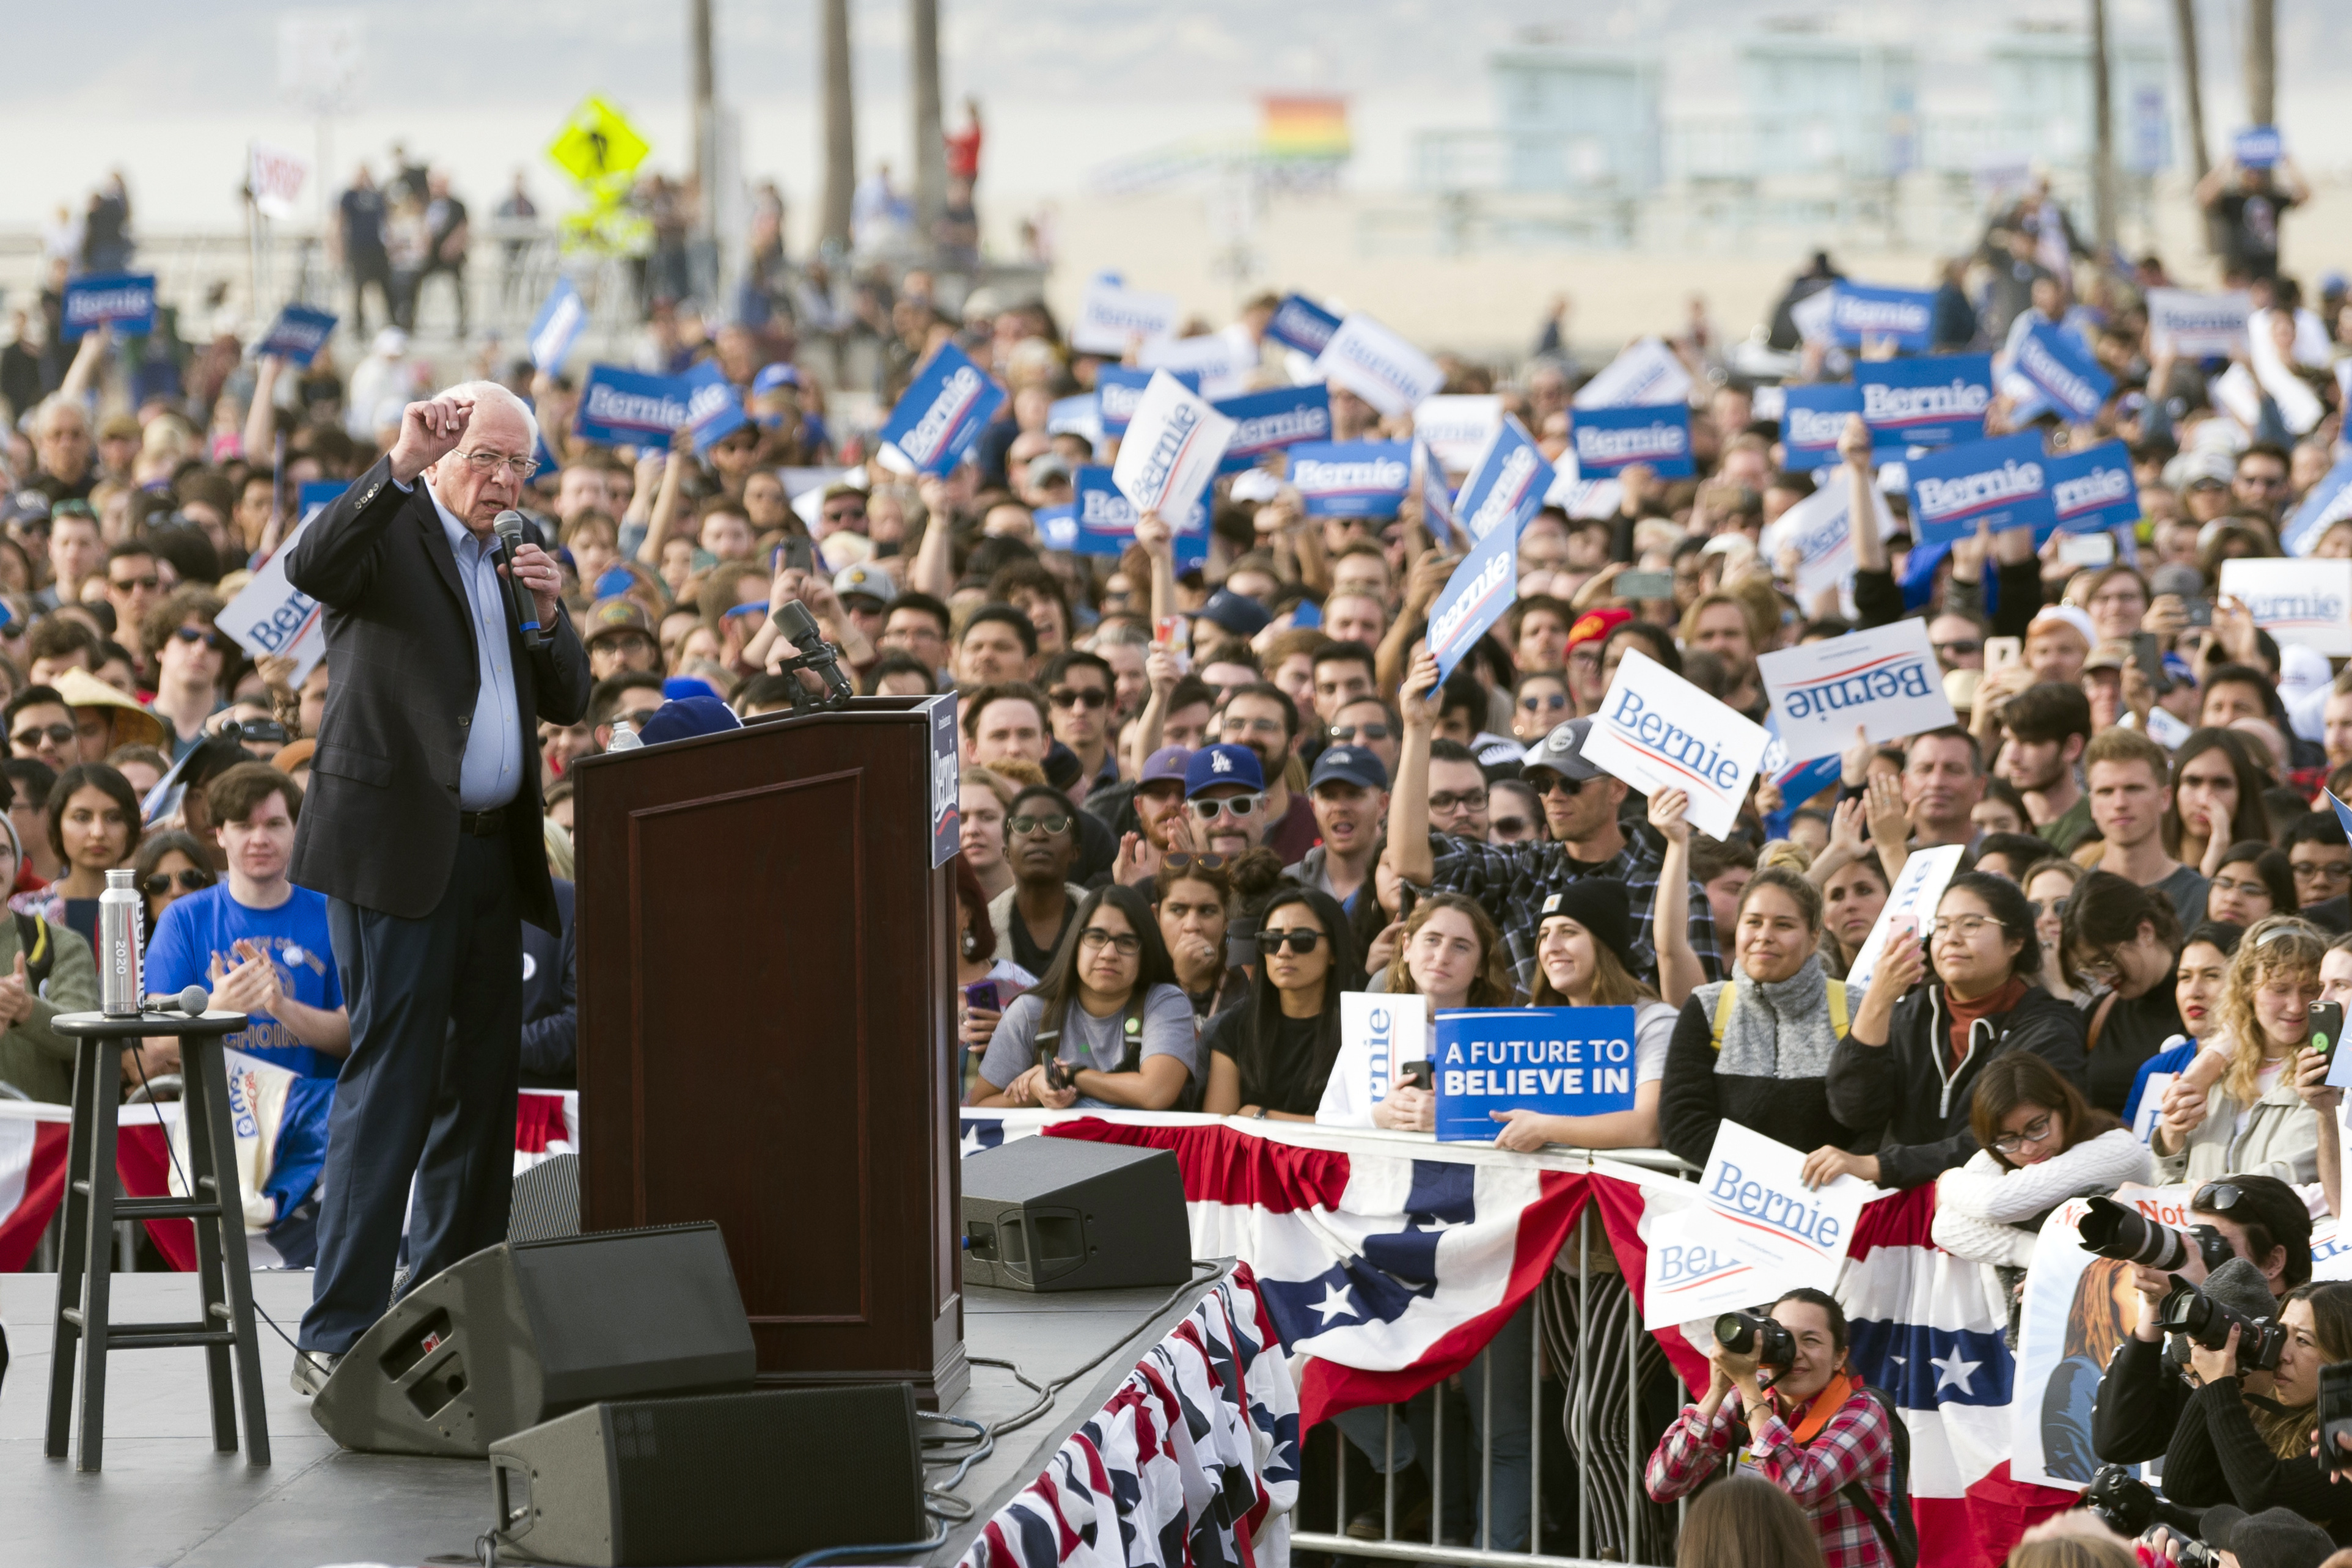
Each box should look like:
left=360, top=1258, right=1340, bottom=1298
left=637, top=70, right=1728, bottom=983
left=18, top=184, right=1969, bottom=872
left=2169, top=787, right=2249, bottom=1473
left=397, top=477, right=524, bottom=811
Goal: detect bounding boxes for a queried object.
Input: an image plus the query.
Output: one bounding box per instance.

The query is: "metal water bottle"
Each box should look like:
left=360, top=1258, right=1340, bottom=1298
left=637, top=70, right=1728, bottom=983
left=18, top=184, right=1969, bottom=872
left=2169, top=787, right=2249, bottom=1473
left=100, top=867, right=142, bottom=1017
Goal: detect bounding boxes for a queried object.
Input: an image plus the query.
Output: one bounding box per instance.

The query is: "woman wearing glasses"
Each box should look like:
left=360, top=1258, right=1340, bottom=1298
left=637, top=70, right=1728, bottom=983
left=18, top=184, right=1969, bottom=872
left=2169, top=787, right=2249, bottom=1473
left=2206, top=841, right=2297, bottom=926
left=2059, top=871, right=2189, bottom=1115
left=2151, top=915, right=2329, bottom=1185
left=1201, top=887, right=1361, bottom=1119
left=1932, top=1053, right=2150, bottom=1271
left=1815, top=872, right=2088, bottom=1190
left=1509, top=671, right=1570, bottom=745
left=970, top=883, right=1199, bottom=1111
left=985, top=785, right=1086, bottom=978
left=130, top=829, right=216, bottom=940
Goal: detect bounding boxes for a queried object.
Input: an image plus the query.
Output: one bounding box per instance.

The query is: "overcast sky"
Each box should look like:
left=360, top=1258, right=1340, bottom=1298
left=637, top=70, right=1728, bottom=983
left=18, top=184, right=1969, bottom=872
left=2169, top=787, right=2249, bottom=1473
left=4, top=0, right=2345, bottom=233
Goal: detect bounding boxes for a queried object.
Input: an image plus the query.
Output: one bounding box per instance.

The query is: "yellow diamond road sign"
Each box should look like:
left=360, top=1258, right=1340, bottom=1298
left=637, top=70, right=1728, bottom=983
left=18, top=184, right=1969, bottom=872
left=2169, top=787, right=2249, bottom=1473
left=548, top=97, right=650, bottom=189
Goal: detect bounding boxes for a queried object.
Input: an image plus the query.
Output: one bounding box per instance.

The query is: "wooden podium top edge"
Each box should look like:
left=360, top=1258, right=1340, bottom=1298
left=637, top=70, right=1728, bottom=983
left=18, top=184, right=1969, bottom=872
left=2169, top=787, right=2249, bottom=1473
left=571, top=692, right=954, bottom=774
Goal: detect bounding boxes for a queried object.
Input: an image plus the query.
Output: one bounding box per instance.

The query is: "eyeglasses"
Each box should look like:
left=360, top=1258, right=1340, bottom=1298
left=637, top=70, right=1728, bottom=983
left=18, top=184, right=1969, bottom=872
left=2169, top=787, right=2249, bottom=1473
left=617, top=708, right=663, bottom=730
left=12, top=724, right=73, bottom=748
left=142, top=868, right=214, bottom=898
left=2194, top=1182, right=2248, bottom=1213
left=1529, top=774, right=1589, bottom=798
left=1932, top=639, right=1982, bottom=658
left=2208, top=873, right=2271, bottom=898
left=1256, top=928, right=1324, bottom=954
left=456, top=449, right=541, bottom=480
left=109, top=574, right=160, bottom=593
left=1189, top=794, right=1265, bottom=822
left=1162, top=852, right=1228, bottom=873
left=2292, top=858, right=2352, bottom=886
left=1991, top=1113, right=2056, bottom=1154
left=1519, top=692, right=1569, bottom=713
left=822, top=504, right=866, bottom=521
left=1077, top=927, right=1141, bottom=956
left=1929, top=914, right=2007, bottom=940
left=1050, top=687, right=1110, bottom=711
left=1429, top=789, right=1489, bottom=813
left=1329, top=723, right=1393, bottom=742
left=1009, top=814, right=1072, bottom=837
left=174, top=626, right=235, bottom=652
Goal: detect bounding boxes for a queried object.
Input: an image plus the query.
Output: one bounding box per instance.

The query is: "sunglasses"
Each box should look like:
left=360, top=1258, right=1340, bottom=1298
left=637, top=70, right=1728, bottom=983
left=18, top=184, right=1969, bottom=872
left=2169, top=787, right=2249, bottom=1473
left=143, top=868, right=214, bottom=898
left=1050, top=687, right=1110, bottom=711
left=1189, top=795, right=1265, bottom=822
left=2028, top=897, right=2070, bottom=920
left=12, top=723, right=74, bottom=747
left=1519, top=692, right=1569, bottom=713
left=617, top=708, right=663, bottom=730
left=1256, top=928, right=1324, bottom=954
left=174, top=626, right=235, bottom=652
left=1009, top=814, right=1071, bottom=837
left=1162, top=852, right=1228, bottom=873
left=1932, top=639, right=1982, bottom=658
left=1528, top=774, right=1589, bottom=798
left=2194, top=1181, right=2248, bottom=1213
left=1328, top=723, right=1393, bottom=742
left=1490, top=815, right=1532, bottom=837
left=110, top=574, right=161, bottom=593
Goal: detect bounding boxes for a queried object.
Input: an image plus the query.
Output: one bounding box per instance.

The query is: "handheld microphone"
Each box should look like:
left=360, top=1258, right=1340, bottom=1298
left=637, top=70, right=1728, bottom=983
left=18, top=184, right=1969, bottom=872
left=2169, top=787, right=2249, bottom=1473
left=774, top=600, right=854, bottom=702
left=143, top=985, right=213, bottom=1017
left=492, top=510, right=547, bottom=652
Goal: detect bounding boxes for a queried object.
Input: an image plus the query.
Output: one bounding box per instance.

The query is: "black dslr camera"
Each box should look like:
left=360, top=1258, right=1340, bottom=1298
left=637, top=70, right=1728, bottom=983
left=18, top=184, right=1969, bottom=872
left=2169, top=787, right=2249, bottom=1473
left=2157, top=1280, right=2288, bottom=1371
left=2079, top=1465, right=2156, bottom=1537
left=2078, top=1195, right=2234, bottom=1273
left=1715, top=1311, right=1795, bottom=1370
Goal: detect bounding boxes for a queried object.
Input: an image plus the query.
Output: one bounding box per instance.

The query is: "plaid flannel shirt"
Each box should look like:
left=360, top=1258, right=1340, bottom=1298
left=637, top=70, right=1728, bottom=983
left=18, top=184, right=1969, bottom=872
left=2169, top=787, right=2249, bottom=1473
left=1424, top=829, right=1724, bottom=997
left=1644, top=1391, right=1897, bottom=1568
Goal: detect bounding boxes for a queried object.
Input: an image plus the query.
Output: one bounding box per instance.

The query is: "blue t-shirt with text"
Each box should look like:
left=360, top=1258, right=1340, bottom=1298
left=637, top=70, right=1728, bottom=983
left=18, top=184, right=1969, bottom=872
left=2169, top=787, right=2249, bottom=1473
left=145, top=884, right=344, bottom=1079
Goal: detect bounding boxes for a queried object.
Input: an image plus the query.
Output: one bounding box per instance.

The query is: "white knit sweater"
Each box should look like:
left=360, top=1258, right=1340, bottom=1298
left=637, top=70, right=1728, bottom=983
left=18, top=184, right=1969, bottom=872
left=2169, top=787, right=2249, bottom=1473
left=1930, top=1129, right=2155, bottom=1268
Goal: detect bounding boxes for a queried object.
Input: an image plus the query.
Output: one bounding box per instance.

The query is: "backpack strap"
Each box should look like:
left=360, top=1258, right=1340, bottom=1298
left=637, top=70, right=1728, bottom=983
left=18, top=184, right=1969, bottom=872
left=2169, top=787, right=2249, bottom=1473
left=1840, top=1480, right=1914, bottom=1568
left=1826, top=979, right=1849, bottom=1038
left=1709, top=983, right=1738, bottom=1051
left=2087, top=990, right=2120, bottom=1056
left=13, top=911, right=49, bottom=995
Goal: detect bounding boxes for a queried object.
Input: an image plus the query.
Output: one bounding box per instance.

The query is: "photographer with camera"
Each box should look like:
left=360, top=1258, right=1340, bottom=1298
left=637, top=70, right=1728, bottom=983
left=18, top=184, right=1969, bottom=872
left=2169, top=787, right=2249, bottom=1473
left=2151, top=1278, right=2352, bottom=1541
left=1644, top=1288, right=1902, bottom=1568
left=2089, top=1175, right=2314, bottom=1467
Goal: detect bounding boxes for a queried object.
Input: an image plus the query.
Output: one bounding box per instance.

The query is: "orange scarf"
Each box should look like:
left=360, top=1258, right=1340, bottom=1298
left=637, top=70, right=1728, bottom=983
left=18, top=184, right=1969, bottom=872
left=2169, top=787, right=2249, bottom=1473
left=1778, top=1369, right=1860, bottom=1445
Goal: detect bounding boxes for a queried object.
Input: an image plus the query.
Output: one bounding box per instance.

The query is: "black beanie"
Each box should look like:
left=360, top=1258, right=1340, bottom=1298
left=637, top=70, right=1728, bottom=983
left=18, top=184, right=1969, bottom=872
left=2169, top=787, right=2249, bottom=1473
left=1537, top=881, right=1639, bottom=981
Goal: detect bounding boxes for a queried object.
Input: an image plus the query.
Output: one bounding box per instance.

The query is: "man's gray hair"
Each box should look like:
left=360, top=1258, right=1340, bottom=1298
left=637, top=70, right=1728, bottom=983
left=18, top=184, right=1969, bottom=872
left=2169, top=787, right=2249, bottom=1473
left=31, top=395, right=88, bottom=440
left=442, top=379, right=540, bottom=453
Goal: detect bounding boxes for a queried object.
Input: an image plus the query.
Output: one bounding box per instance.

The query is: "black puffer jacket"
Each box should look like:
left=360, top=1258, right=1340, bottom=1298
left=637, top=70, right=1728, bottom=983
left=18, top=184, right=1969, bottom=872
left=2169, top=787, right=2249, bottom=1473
left=1825, top=981, right=2089, bottom=1190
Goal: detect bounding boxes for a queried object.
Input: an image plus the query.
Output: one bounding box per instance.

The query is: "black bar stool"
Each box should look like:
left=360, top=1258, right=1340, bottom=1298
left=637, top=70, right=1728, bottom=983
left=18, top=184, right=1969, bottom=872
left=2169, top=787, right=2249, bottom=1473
left=43, top=1008, right=269, bottom=1471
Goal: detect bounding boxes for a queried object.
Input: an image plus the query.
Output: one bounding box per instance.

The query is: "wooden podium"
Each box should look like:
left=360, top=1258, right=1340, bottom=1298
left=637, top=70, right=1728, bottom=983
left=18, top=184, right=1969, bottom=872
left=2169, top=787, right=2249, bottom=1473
left=572, top=694, right=968, bottom=1409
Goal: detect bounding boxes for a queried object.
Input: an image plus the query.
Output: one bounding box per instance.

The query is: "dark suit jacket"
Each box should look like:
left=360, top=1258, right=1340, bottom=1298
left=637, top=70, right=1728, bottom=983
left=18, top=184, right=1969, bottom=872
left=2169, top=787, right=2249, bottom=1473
left=285, top=456, right=590, bottom=931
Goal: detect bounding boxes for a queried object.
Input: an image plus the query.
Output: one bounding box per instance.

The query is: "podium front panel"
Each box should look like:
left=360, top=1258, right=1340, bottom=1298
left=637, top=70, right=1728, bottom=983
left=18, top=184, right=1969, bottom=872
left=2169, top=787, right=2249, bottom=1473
left=573, top=701, right=966, bottom=1407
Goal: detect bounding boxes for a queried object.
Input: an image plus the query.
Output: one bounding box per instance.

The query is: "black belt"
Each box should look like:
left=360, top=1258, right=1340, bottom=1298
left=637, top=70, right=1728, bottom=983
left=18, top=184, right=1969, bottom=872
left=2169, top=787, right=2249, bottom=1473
left=458, top=807, right=508, bottom=837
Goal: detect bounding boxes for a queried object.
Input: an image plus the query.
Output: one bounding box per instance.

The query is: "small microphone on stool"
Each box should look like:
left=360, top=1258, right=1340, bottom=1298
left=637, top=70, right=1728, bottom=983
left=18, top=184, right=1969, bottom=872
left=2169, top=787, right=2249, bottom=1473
left=142, top=986, right=213, bottom=1016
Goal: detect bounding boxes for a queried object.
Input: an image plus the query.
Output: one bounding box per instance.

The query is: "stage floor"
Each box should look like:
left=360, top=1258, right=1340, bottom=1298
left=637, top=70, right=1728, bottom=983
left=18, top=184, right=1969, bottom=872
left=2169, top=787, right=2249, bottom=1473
left=1, top=1268, right=1217, bottom=1568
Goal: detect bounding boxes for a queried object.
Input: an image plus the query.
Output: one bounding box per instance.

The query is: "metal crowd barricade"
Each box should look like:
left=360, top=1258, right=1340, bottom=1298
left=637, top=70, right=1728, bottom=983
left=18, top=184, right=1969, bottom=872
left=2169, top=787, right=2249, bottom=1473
left=1289, top=1145, right=1696, bottom=1568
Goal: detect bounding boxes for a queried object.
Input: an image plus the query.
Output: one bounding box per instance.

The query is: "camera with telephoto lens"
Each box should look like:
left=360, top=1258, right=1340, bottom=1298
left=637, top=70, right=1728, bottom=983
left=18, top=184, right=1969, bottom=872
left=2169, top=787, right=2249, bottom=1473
left=2319, top=1363, right=2352, bottom=1476
left=1715, top=1311, right=1796, bottom=1369
left=2157, top=1280, right=2288, bottom=1370
left=2077, top=1195, right=2235, bottom=1273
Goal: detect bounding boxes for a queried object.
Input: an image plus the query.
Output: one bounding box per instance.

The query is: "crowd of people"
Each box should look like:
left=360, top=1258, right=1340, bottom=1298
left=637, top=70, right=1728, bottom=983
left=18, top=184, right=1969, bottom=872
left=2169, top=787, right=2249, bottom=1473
left=9, top=148, right=2352, bottom=1568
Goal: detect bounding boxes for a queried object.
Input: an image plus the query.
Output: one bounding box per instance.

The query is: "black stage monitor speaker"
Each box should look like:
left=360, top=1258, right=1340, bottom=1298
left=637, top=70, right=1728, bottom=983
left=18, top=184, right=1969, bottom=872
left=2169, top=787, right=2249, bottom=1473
left=961, top=1136, right=1192, bottom=1291
left=312, top=1222, right=757, bottom=1458
left=489, top=1384, right=926, bottom=1567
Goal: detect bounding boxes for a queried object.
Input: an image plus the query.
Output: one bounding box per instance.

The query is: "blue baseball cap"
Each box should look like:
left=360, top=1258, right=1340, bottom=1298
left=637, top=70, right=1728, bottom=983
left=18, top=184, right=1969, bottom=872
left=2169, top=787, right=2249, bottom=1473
left=1141, top=746, right=1193, bottom=785
left=640, top=695, right=742, bottom=746
left=1309, top=745, right=1388, bottom=793
left=1185, top=743, right=1264, bottom=797
left=752, top=362, right=803, bottom=395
